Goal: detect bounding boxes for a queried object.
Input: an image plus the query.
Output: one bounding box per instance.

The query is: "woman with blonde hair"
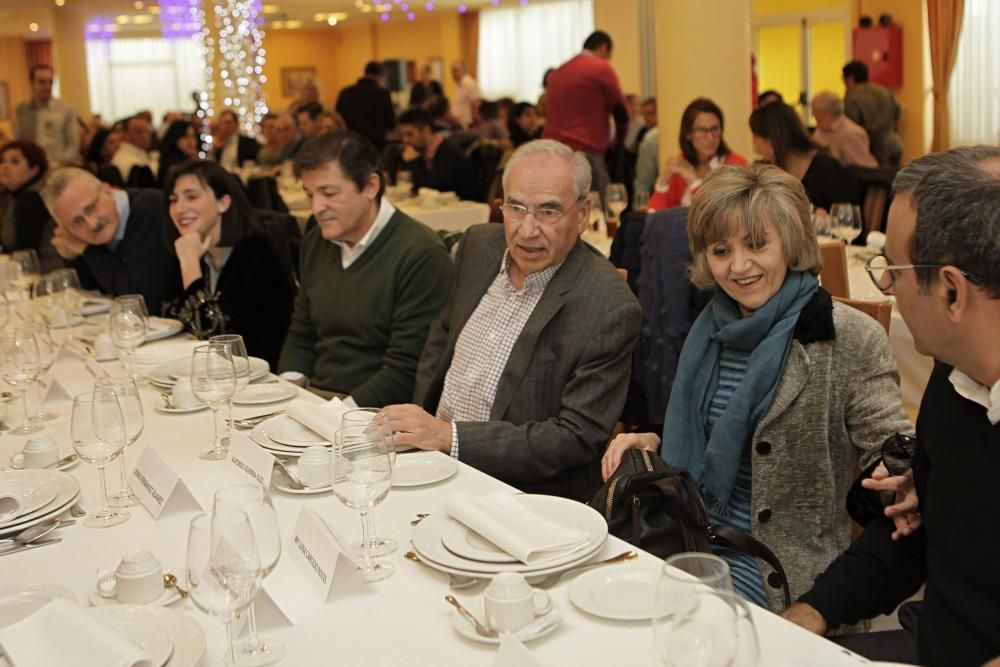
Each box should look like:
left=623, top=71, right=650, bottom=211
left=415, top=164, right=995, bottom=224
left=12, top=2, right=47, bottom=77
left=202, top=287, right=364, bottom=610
left=603, top=164, right=911, bottom=610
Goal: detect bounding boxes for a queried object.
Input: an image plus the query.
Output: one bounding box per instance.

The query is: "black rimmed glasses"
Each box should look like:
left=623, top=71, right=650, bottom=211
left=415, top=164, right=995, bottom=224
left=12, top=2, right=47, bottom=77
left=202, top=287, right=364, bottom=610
left=500, top=197, right=585, bottom=225
left=864, top=253, right=987, bottom=294
left=691, top=125, right=722, bottom=138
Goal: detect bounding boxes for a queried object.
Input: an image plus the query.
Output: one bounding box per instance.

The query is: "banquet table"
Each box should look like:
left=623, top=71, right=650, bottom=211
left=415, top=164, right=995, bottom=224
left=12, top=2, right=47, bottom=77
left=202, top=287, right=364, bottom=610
left=0, top=325, right=875, bottom=667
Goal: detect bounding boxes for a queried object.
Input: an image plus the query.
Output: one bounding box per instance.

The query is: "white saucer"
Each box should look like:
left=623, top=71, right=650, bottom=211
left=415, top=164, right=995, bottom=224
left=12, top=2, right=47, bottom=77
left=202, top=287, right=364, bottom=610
left=89, top=605, right=176, bottom=667
left=263, top=415, right=329, bottom=447
left=0, top=479, right=58, bottom=528
left=450, top=597, right=560, bottom=645
left=155, top=400, right=208, bottom=414
left=88, top=570, right=183, bottom=608
left=568, top=564, right=662, bottom=620
left=234, top=383, right=296, bottom=405
left=4, top=455, right=79, bottom=473
left=392, top=452, right=458, bottom=488
left=272, top=473, right=332, bottom=495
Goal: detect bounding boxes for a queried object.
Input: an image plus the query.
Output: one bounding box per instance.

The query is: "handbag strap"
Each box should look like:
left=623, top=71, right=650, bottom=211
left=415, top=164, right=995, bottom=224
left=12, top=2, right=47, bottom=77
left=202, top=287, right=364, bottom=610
left=709, top=523, right=792, bottom=609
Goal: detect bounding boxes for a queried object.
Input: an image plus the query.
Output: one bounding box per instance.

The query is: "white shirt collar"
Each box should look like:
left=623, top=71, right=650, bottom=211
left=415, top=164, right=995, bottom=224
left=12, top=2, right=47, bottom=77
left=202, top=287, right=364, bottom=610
left=110, top=189, right=130, bottom=250
left=335, top=197, right=396, bottom=269
left=948, top=368, right=1000, bottom=425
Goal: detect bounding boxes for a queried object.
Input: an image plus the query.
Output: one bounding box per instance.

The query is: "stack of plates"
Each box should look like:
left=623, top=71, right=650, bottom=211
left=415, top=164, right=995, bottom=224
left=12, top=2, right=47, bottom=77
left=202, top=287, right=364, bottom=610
left=249, top=415, right=330, bottom=458
left=148, top=356, right=270, bottom=389
left=411, top=495, right=608, bottom=579
left=0, top=470, right=81, bottom=538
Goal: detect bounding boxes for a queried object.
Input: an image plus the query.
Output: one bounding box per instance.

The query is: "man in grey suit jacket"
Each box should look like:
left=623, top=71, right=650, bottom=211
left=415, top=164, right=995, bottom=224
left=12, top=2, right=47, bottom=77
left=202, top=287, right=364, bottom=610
left=13, top=65, right=79, bottom=166
left=384, top=140, right=641, bottom=501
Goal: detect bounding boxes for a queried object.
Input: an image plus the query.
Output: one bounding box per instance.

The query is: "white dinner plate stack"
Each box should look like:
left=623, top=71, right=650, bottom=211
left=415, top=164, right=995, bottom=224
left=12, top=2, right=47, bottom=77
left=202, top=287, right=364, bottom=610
left=411, top=495, right=608, bottom=579
left=0, top=470, right=81, bottom=538
left=148, top=356, right=270, bottom=389
left=250, top=415, right=332, bottom=458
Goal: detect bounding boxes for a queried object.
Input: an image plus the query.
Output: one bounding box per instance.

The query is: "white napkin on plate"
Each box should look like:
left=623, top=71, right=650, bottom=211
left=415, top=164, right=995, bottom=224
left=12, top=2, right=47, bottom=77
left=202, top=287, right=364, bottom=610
left=133, top=339, right=203, bottom=370
left=446, top=492, right=590, bottom=565
left=866, top=230, right=886, bottom=250
left=287, top=397, right=349, bottom=443
left=0, top=492, right=20, bottom=524
left=0, top=598, right=152, bottom=667
left=494, top=632, right=545, bottom=667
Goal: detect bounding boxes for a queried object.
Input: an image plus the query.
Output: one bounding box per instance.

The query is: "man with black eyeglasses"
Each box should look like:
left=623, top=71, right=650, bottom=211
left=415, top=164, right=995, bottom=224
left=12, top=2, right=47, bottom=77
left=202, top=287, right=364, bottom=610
left=383, top=140, right=641, bottom=501
left=783, top=146, right=1000, bottom=667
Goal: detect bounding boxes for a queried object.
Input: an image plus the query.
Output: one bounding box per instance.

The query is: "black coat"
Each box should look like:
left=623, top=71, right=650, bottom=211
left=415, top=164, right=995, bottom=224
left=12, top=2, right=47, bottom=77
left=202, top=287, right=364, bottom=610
left=336, top=78, right=396, bottom=152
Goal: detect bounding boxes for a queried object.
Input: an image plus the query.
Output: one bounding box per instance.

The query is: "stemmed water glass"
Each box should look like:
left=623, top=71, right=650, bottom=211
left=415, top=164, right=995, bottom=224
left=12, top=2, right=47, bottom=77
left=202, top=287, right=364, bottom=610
left=213, top=485, right=284, bottom=666
left=186, top=510, right=262, bottom=667
left=341, top=408, right=397, bottom=557
left=109, top=296, right=148, bottom=383
left=70, top=388, right=130, bottom=528
left=1, top=328, right=43, bottom=435
left=9, top=249, right=40, bottom=305
left=830, top=202, right=862, bottom=244
left=191, top=343, right=237, bottom=460
left=209, top=334, right=251, bottom=444
left=95, top=377, right=144, bottom=508
left=331, top=424, right=394, bottom=582
left=605, top=183, right=628, bottom=236
left=25, top=321, right=58, bottom=423
left=588, top=192, right=606, bottom=234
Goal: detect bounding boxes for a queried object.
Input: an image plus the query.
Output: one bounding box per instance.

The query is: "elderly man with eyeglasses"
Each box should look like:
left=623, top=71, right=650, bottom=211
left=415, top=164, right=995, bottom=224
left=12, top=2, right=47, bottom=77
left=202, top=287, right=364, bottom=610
left=383, top=139, right=641, bottom=501
left=783, top=146, right=1000, bottom=667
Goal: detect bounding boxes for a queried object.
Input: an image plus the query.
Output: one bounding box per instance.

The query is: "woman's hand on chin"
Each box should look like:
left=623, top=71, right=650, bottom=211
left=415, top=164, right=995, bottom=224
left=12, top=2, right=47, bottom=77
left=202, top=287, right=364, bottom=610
left=174, top=232, right=212, bottom=266
left=600, top=432, right=662, bottom=481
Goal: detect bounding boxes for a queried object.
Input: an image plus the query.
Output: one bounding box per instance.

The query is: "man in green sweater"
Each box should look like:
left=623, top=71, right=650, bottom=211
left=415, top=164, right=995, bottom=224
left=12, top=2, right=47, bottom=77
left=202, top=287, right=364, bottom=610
left=277, top=131, right=453, bottom=407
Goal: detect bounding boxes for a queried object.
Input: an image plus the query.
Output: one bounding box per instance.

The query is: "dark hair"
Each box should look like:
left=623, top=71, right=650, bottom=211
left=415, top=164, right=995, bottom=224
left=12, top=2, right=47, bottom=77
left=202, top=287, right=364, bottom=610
left=0, top=141, right=48, bottom=188
left=678, top=98, right=731, bottom=167
left=510, top=102, right=535, bottom=123
left=219, top=109, right=239, bottom=124
left=364, top=61, right=384, bottom=77
left=583, top=30, right=612, bottom=52
left=542, top=68, right=555, bottom=88
left=757, top=89, right=784, bottom=106
left=842, top=60, right=869, bottom=83
left=748, top=102, right=817, bottom=170
left=29, top=65, right=52, bottom=81
left=478, top=101, right=500, bottom=121
left=162, top=159, right=261, bottom=248
left=297, top=102, right=323, bottom=121
left=85, top=128, right=114, bottom=165
left=427, top=97, right=450, bottom=122
left=399, top=107, right=433, bottom=129
left=158, top=121, right=197, bottom=186
left=261, top=113, right=278, bottom=124
left=292, top=130, right=385, bottom=201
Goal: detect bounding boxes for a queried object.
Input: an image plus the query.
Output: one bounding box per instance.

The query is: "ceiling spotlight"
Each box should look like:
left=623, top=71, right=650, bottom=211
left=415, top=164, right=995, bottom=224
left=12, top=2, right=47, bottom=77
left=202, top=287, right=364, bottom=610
left=327, top=16, right=338, bottom=25
left=54, top=0, right=65, bottom=7
left=29, top=22, right=39, bottom=31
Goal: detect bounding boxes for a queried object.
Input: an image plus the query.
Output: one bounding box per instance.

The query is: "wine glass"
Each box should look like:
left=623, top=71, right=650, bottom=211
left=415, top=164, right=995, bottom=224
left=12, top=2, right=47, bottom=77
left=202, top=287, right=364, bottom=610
left=830, top=202, right=862, bottom=244
left=605, top=183, right=627, bottom=236
left=51, top=268, right=84, bottom=318
left=209, top=334, right=251, bottom=444
left=213, top=485, right=285, bottom=666
left=109, top=296, right=148, bottom=383
left=588, top=192, right=605, bottom=234
left=9, top=249, right=40, bottom=304
left=331, top=425, right=394, bottom=582
left=633, top=190, right=650, bottom=212
left=71, top=388, right=130, bottom=528
left=191, top=343, right=237, bottom=460
left=186, top=510, right=262, bottom=667
left=30, top=273, right=64, bottom=326
left=95, top=377, right=144, bottom=508
left=341, top=409, right=398, bottom=557
left=0, top=329, right=43, bottom=435
left=24, top=321, right=58, bottom=423
left=655, top=588, right=759, bottom=667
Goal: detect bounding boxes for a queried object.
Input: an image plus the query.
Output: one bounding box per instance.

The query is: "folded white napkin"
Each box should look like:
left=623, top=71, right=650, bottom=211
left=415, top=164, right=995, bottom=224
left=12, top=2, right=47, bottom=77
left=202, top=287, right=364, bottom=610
left=287, top=397, right=349, bottom=443
left=866, top=230, right=886, bottom=250
left=446, top=492, right=590, bottom=565
left=133, top=339, right=203, bottom=370
left=494, top=631, right=545, bottom=667
left=0, top=599, right=152, bottom=667
left=0, top=491, right=20, bottom=524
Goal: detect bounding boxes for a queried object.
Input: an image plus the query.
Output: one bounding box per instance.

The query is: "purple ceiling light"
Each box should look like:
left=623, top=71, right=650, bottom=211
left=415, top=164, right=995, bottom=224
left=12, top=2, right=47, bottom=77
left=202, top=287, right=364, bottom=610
left=160, top=0, right=202, bottom=39
left=85, top=14, right=115, bottom=40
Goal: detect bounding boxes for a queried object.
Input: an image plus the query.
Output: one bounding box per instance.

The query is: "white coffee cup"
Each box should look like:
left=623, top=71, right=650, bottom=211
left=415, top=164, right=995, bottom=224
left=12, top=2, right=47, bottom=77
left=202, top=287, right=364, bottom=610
left=11, top=436, right=60, bottom=469
left=170, top=378, right=200, bottom=409
left=484, top=572, right=553, bottom=632
left=297, top=446, right=331, bottom=488
left=97, top=549, right=164, bottom=604
left=94, top=333, right=117, bottom=360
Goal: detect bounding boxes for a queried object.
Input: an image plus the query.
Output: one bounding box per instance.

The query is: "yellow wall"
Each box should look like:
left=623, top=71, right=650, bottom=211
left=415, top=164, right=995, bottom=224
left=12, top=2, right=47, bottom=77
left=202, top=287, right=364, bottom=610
left=656, top=0, right=754, bottom=161
left=0, top=37, right=31, bottom=137
left=757, top=23, right=801, bottom=105
left=809, top=20, right=847, bottom=99
left=593, top=0, right=641, bottom=95
left=754, top=0, right=846, bottom=13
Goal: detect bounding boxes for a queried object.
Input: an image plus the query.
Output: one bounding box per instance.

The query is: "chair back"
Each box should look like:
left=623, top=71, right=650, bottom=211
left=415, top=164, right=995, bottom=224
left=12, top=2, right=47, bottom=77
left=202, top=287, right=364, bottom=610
left=833, top=296, right=892, bottom=334
left=245, top=176, right=289, bottom=213
left=126, top=165, right=155, bottom=188
left=467, top=139, right=510, bottom=203
left=819, top=241, right=850, bottom=298
left=255, top=208, right=302, bottom=291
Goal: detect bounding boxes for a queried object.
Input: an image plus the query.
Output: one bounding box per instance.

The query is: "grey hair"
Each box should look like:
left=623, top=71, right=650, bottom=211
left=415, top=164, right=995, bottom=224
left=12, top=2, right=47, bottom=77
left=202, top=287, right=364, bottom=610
left=892, top=145, right=1000, bottom=297
left=811, top=90, right=844, bottom=116
left=40, top=167, right=99, bottom=219
left=501, top=139, right=592, bottom=201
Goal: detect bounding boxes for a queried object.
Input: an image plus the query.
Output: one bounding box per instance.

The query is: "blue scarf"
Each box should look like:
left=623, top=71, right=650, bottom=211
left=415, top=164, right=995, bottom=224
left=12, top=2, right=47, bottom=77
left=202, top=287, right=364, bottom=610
left=660, top=271, right=819, bottom=513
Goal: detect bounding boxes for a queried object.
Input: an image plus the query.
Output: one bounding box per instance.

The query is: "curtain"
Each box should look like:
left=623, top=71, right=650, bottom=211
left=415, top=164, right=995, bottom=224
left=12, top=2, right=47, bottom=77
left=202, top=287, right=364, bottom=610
left=24, top=41, right=53, bottom=70
left=948, top=0, right=1000, bottom=146
left=477, top=0, right=594, bottom=102
left=460, top=12, right=479, bottom=80
left=86, top=36, right=205, bottom=123
left=927, top=0, right=965, bottom=151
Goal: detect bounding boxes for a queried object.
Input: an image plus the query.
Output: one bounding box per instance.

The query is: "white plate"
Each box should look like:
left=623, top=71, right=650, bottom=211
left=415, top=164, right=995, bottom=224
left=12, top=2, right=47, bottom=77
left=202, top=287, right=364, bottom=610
left=89, top=605, right=175, bottom=667
left=143, top=317, right=185, bottom=343
left=441, top=519, right=516, bottom=563
left=392, top=452, right=458, bottom=488
left=92, top=605, right=205, bottom=667
left=568, top=564, right=662, bottom=620
left=88, top=570, right=184, bottom=608
left=0, top=471, right=81, bottom=538
left=168, top=356, right=269, bottom=381
left=154, top=400, right=209, bottom=415
left=133, top=340, right=204, bottom=368
left=4, top=454, right=79, bottom=473
left=262, top=415, right=329, bottom=447
left=450, top=596, right=560, bottom=645
left=412, top=495, right=607, bottom=577
left=0, top=583, right=76, bottom=628
left=233, top=383, right=296, bottom=405
left=81, top=297, right=111, bottom=316
left=271, top=463, right=332, bottom=495
left=0, top=479, right=58, bottom=526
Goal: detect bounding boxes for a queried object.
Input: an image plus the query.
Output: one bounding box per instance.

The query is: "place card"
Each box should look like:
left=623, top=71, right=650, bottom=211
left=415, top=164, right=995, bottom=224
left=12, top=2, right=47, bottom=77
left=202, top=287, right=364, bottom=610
left=224, top=432, right=273, bottom=490
left=128, top=446, right=203, bottom=519
left=259, top=507, right=354, bottom=625
left=45, top=358, right=96, bottom=405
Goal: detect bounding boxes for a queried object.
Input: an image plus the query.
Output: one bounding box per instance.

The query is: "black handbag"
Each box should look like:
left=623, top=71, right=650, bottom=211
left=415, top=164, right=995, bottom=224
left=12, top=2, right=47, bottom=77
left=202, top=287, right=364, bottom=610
left=589, top=449, right=792, bottom=609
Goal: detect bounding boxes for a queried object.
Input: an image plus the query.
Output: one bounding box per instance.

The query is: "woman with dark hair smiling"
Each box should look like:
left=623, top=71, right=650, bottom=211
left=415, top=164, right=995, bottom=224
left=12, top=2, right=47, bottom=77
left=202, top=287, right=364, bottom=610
left=508, top=102, right=542, bottom=147
left=749, top=101, right=860, bottom=213
left=162, top=159, right=294, bottom=366
left=0, top=140, right=63, bottom=270
left=157, top=120, right=200, bottom=187
left=647, top=97, right=748, bottom=211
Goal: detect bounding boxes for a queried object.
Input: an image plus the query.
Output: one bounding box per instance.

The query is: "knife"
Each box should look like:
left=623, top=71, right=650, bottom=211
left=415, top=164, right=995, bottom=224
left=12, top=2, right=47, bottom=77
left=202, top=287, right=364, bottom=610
left=0, top=538, right=63, bottom=558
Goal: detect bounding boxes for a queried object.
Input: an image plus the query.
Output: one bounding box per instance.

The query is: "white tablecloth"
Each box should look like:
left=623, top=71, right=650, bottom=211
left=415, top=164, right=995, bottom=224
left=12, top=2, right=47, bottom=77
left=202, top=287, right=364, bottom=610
left=0, top=329, right=873, bottom=666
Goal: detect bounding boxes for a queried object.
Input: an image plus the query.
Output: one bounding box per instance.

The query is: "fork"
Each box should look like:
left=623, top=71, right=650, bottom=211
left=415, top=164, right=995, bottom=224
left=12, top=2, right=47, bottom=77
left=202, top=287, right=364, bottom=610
left=233, top=410, right=286, bottom=429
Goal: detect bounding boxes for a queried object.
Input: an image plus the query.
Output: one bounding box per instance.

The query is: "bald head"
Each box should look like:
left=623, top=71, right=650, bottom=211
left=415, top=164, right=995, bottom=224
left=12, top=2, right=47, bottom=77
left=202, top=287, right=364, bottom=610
left=811, top=90, right=844, bottom=131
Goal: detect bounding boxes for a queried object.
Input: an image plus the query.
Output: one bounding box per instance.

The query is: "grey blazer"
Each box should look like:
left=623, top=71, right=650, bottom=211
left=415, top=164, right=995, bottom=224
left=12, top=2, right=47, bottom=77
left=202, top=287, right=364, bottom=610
left=13, top=99, right=79, bottom=165
left=415, top=224, right=642, bottom=501
left=744, top=292, right=913, bottom=610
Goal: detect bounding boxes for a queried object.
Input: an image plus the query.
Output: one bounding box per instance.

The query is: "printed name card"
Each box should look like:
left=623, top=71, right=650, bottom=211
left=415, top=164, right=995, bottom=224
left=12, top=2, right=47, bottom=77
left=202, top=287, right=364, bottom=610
left=259, top=507, right=353, bottom=625
left=224, top=432, right=274, bottom=490
left=128, top=446, right=203, bottom=519
left=46, top=358, right=97, bottom=405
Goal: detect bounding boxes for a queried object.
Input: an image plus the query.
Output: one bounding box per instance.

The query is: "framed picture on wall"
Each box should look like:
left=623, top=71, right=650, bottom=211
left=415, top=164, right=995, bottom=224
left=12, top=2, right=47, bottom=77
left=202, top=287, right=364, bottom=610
left=281, top=67, right=317, bottom=98
left=0, top=82, right=10, bottom=121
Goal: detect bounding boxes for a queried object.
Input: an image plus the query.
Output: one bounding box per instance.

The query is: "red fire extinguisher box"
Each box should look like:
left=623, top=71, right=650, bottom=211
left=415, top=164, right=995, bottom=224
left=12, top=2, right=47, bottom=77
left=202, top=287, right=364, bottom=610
left=852, top=25, right=903, bottom=87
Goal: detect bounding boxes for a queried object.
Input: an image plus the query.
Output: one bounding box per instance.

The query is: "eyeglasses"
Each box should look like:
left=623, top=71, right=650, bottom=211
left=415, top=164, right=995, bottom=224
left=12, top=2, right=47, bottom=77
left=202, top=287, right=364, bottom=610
left=864, top=253, right=987, bottom=294
left=881, top=433, right=917, bottom=476
left=500, top=198, right=583, bottom=225
left=691, top=126, right=722, bottom=138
